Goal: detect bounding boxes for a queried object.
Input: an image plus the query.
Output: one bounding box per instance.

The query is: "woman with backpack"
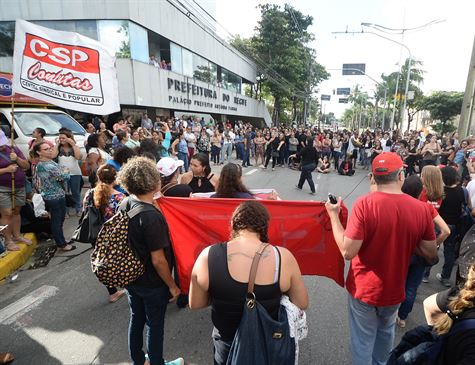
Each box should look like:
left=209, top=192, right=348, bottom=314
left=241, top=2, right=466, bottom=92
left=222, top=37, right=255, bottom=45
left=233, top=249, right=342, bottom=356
left=116, top=157, right=183, bottom=365
left=83, top=164, right=126, bottom=303
left=189, top=201, right=308, bottom=364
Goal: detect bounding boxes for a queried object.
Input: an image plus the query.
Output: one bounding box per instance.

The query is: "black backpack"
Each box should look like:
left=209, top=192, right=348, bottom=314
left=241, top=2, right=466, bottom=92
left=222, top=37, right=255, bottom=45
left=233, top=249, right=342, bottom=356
left=387, top=319, right=475, bottom=365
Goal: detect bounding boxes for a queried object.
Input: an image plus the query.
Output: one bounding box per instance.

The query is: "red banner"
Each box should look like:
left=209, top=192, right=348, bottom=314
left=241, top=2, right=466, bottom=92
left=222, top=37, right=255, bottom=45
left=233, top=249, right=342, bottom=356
left=157, top=197, right=348, bottom=293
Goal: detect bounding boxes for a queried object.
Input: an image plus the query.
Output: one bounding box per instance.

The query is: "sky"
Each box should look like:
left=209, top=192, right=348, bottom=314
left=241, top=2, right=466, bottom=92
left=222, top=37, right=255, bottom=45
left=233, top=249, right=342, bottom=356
left=198, top=0, right=475, bottom=117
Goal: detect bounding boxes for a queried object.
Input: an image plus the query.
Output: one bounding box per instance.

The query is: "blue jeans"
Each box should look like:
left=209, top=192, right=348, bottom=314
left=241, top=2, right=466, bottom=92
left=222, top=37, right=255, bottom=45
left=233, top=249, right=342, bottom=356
left=177, top=151, right=188, bottom=172
left=236, top=143, right=244, bottom=160
left=126, top=284, right=169, bottom=365
left=348, top=294, right=399, bottom=365
left=45, top=197, right=67, bottom=247
left=333, top=151, right=341, bottom=169
left=68, top=175, right=82, bottom=213
left=398, top=255, right=427, bottom=320
left=242, top=149, right=250, bottom=166
left=211, top=145, right=220, bottom=163
left=221, top=143, right=232, bottom=163
left=298, top=163, right=316, bottom=193
left=212, top=328, right=233, bottom=365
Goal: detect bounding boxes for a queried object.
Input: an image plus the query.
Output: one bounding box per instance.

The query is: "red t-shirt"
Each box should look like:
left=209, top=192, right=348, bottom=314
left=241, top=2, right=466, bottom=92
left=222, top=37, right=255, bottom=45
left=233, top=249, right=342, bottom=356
left=419, top=188, right=442, bottom=211
left=344, top=192, right=436, bottom=306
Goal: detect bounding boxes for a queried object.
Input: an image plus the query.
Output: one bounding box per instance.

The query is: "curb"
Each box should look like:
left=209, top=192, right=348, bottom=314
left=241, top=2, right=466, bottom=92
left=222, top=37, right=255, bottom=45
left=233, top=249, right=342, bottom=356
left=0, top=233, right=37, bottom=281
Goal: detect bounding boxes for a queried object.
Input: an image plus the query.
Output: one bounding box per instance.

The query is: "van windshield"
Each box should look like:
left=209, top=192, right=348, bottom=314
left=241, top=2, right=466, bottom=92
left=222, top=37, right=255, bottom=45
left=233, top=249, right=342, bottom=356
left=13, top=112, right=85, bottom=136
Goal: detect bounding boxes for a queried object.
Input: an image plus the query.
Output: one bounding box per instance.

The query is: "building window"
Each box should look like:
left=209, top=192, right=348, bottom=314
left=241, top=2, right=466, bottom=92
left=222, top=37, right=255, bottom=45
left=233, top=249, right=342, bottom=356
left=182, top=48, right=193, bottom=77
left=0, top=21, right=15, bottom=57
left=192, top=53, right=217, bottom=84
left=74, top=21, right=98, bottom=40
left=129, top=22, right=149, bottom=63
left=33, top=20, right=98, bottom=39
left=221, top=68, right=242, bottom=94
left=98, top=20, right=131, bottom=58
left=170, top=42, right=183, bottom=74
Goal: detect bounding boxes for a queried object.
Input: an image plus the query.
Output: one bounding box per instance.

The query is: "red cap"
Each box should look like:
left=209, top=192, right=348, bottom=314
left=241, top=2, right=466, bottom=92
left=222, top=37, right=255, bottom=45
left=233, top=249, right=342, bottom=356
left=372, top=152, right=406, bottom=175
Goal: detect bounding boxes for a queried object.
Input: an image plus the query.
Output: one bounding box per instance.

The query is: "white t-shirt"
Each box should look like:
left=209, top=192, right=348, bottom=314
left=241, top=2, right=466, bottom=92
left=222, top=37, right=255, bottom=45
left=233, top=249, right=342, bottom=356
left=381, top=138, right=391, bottom=152
left=466, top=180, right=475, bottom=208
left=88, top=147, right=111, bottom=163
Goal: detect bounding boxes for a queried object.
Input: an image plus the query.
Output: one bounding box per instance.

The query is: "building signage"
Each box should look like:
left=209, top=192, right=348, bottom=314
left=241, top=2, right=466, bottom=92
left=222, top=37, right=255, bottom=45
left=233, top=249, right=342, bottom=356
left=0, top=72, right=47, bottom=104
left=166, top=77, right=247, bottom=112
left=342, top=63, right=366, bottom=75
left=320, top=94, right=331, bottom=101
left=336, top=88, right=351, bottom=96
left=12, top=19, right=120, bottom=114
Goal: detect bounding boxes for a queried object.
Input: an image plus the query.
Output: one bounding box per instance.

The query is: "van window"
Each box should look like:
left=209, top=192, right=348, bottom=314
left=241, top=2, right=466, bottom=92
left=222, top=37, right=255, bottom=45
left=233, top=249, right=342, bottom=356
left=13, top=112, right=85, bottom=136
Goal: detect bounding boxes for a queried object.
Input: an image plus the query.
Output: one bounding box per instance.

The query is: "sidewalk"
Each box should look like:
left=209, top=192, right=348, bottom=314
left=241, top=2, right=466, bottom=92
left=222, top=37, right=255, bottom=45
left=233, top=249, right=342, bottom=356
left=0, top=233, right=37, bottom=282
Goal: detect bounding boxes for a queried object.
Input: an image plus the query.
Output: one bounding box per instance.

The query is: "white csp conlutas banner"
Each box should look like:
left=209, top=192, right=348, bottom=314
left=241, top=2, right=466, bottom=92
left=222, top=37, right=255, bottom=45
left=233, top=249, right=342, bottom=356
left=12, top=19, right=120, bottom=114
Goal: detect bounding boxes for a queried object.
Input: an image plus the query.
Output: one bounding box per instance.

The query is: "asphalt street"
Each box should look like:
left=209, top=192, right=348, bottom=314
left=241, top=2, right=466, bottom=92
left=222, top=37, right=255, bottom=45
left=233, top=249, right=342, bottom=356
left=0, top=161, right=450, bottom=365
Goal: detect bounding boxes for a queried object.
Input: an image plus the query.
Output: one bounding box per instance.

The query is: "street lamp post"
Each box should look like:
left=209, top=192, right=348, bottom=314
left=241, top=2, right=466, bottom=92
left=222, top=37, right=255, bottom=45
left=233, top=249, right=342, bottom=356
left=359, top=27, right=413, bottom=130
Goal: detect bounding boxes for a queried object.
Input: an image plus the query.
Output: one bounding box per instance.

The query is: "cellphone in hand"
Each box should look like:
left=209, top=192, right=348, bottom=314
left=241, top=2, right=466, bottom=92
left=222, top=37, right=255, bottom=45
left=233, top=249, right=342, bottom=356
left=328, top=194, right=338, bottom=204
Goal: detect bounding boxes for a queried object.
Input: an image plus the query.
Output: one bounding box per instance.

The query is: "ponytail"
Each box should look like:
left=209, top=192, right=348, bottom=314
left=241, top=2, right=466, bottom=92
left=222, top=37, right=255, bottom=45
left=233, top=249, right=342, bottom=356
left=434, top=265, right=475, bottom=335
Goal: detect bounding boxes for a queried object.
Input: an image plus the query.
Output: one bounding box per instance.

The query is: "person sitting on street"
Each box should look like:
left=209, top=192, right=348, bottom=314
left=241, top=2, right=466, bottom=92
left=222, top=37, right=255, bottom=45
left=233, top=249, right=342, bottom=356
left=317, top=155, right=331, bottom=174
left=338, top=155, right=355, bottom=176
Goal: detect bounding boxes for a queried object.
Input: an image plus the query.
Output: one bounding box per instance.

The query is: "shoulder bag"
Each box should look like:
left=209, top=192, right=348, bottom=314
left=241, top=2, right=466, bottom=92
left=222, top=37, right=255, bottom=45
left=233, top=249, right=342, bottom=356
left=226, top=243, right=295, bottom=365
left=71, top=190, right=104, bottom=245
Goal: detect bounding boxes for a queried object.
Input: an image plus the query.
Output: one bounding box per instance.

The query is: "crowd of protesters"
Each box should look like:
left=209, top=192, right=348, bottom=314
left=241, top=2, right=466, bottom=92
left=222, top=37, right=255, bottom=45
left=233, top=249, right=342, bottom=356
left=2, top=110, right=475, bottom=365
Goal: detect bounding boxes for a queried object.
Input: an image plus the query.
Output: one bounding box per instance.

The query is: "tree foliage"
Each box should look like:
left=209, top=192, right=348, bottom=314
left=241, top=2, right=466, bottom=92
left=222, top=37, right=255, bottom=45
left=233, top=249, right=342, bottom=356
left=419, top=91, right=464, bottom=135
left=230, top=4, right=329, bottom=125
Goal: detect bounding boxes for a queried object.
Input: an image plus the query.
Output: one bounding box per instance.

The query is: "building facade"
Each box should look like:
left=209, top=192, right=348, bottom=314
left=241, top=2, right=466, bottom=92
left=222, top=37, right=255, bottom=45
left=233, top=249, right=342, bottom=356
left=0, top=0, right=271, bottom=125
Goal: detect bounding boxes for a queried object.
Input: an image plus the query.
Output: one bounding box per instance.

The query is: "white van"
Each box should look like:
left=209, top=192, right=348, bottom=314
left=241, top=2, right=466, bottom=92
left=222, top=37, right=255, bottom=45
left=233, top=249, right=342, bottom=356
left=0, top=107, right=86, bottom=158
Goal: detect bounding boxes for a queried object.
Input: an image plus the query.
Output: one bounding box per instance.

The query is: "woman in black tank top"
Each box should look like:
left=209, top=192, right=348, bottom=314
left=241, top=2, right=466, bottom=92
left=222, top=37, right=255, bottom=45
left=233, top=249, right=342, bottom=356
left=189, top=201, right=309, bottom=365
left=180, top=152, right=218, bottom=193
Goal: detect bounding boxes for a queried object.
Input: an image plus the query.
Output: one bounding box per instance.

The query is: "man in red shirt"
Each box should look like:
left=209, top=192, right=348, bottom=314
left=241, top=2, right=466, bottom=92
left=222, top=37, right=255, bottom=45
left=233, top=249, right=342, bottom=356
left=326, top=152, right=438, bottom=365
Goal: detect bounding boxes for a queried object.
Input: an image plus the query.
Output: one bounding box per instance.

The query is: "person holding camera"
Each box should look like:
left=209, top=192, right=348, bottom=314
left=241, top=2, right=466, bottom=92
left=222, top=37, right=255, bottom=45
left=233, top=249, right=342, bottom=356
left=33, top=142, right=75, bottom=252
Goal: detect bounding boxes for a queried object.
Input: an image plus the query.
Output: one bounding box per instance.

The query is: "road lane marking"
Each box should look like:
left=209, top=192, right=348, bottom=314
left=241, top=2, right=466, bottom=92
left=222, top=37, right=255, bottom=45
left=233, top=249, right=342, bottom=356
left=0, top=285, right=59, bottom=325
left=245, top=168, right=258, bottom=176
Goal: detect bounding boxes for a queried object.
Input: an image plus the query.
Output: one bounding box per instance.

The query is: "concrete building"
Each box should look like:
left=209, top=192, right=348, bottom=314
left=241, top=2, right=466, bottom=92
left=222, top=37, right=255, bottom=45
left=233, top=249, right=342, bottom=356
left=0, top=0, right=271, bottom=125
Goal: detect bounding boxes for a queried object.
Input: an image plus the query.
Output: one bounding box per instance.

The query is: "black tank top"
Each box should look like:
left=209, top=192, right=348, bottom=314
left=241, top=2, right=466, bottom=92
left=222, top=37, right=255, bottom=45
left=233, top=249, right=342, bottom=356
left=188, top=174, right=215, bottom=193
left=208, top=242, right=282, bottom=341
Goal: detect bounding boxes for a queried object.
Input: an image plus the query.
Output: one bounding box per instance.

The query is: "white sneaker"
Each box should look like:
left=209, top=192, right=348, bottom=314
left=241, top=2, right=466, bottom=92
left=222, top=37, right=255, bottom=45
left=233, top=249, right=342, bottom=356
left=165, top=358, right=184, bottom=365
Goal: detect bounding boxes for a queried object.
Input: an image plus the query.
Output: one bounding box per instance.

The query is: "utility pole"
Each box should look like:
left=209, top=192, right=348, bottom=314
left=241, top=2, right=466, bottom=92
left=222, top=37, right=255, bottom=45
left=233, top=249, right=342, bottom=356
left=458, top=36, right=475, bottom=138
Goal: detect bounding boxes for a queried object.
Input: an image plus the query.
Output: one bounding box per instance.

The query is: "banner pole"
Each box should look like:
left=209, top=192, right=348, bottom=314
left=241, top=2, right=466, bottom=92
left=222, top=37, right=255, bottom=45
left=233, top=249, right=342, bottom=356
left=10, top=95, right=15, bottom=210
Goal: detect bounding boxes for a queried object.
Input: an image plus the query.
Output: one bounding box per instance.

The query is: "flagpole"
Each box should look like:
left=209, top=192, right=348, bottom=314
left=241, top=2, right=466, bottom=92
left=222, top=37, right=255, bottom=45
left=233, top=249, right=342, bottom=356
left=10, top=95, right=15, bottom=210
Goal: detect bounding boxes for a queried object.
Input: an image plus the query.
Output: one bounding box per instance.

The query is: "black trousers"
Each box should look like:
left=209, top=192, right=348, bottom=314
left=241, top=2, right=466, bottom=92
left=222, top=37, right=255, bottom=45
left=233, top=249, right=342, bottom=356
left=298, top=163, right=316, bottom=192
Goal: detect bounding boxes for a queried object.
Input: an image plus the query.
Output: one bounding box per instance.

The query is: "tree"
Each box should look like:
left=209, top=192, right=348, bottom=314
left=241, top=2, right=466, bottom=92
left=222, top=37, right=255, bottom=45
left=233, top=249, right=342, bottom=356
left=230, top=4, right=328, bottom=125
left=419, top=91, right=464, bottom=135
left=379, top=58, right=425, bottom=129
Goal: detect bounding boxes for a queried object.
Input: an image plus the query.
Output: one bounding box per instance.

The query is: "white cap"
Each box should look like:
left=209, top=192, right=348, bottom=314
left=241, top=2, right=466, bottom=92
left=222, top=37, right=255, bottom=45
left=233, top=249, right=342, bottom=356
left=156, top=157, right=184, bottom=177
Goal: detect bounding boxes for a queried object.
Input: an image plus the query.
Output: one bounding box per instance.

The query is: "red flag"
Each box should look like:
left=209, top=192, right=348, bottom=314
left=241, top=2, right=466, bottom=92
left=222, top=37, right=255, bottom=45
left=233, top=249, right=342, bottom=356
left=157, top=197, right=348, bottom=293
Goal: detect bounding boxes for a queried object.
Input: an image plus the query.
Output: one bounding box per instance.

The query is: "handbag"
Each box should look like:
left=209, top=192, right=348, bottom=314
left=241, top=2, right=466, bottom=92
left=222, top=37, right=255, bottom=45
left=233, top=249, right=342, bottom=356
left=71, top=190, right=104, bottom=245
left=226, top=243, right=295, bottom=365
